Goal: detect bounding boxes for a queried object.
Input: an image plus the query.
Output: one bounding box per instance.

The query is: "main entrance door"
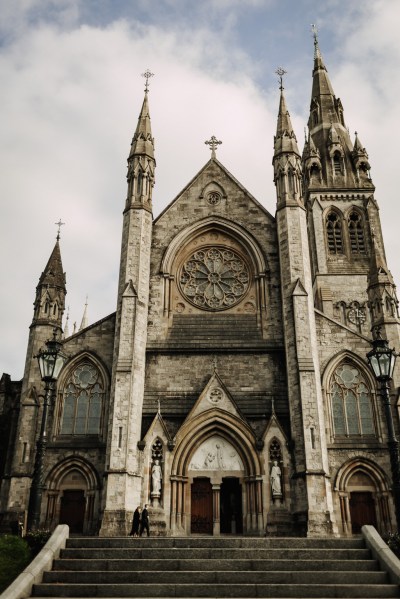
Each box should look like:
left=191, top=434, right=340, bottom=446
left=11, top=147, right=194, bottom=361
left=349, top=491, right=377, bottom=533
left=220, top=478, right=243, bottom=534
left=191, top=478, right=213, bottom=534
left=59, top=490, right=86, bottom=533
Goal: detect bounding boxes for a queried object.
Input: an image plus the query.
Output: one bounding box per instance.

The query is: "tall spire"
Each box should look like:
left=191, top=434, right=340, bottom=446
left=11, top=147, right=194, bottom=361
left=79, top=296, right=88, bottom=331
left=303, top=28, right=373, bottom=191
left=33, top=236, right=66, bottom=328
left=273, top=68, right=302, bottom=208
left=308, top=26, right=339, bottom=131
left=274, top=68, right=300, bottom=158
left=126, top=71, right=156, bottom=211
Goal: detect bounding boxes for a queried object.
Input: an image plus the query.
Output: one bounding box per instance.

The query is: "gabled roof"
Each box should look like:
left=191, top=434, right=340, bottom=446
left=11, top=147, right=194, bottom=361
left=153, top=157, right=275, bottom=225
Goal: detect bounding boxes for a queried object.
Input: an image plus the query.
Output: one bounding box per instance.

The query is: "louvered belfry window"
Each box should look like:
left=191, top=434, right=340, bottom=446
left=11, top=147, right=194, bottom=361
left=348, top=211, right=366, bottom=253
left=326, top=212, right=343, bottom=254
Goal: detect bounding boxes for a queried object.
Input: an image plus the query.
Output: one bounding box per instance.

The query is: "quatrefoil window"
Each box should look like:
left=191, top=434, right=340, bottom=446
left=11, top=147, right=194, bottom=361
left=179, top=247, right=250, bottom=310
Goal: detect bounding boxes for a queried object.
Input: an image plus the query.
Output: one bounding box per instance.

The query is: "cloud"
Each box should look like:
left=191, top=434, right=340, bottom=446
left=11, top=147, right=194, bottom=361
left=0, top=0, right=399, bottom=377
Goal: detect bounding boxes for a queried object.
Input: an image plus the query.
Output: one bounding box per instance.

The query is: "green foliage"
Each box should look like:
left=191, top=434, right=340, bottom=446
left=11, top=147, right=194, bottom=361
left=0, top=535, right=31, bottom=593
left=387, top=531, right=400, bottom=558
left=25, top=529, right=51, bottom=557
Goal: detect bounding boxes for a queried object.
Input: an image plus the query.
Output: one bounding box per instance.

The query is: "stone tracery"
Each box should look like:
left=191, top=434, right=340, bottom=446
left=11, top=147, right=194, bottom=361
left=179, top=246, right=250, bottom=310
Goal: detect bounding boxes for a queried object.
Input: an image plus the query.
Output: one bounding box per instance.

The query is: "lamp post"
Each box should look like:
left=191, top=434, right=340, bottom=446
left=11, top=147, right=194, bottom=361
left=27, top=331, right=67, bottom=531
left=367, top=331, right=400, bottom=530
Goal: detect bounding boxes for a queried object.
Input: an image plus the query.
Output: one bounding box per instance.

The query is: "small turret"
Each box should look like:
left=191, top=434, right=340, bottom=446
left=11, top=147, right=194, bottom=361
left=273, top=69, right=302, bottom=208
left=32, top=237, right=66, bottom=331
left=126, top=70, right=155, bottom=212
left=368, top=233, right=399, bottom=330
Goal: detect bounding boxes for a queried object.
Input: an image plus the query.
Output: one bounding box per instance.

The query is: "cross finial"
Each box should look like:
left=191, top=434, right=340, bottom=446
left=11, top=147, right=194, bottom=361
left=142, top=69, right=154, bottom=93
left=311, top=23, right=318, bottom=44
left=275, top=67, right=287, bottom=91
left=205, top=135, right=222, bottom=159
left=55, top=219, right=65, bottom=241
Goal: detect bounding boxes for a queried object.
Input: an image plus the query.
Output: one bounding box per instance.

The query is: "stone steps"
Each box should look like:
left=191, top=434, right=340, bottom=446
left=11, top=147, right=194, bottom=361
left=32, top=536, right=400, bottom=598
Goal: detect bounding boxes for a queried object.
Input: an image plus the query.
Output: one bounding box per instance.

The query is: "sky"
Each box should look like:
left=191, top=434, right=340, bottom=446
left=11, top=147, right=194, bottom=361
left=1, top=0, right=400, bottom=378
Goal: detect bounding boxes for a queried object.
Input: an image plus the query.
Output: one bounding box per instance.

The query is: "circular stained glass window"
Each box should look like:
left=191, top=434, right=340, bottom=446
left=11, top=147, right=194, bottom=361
left=179, top=247, right=250, bottom=310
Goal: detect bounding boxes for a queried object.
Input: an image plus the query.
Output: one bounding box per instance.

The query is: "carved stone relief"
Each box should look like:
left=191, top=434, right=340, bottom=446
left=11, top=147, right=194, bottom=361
left=189, top=436, right=244, bottom=471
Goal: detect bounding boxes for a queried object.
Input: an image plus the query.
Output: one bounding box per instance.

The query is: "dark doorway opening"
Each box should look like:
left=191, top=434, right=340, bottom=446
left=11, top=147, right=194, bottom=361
left=220, top=477, right=243, bottom=534
left=59, top=490, right=86, bottom=533
left=349, top=491, right=377, bottom=533
left=191, top=478, right=213, bottom=534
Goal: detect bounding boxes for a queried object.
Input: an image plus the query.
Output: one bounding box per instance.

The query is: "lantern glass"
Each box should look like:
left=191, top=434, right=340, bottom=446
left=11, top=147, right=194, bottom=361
left=367, top=337, right=397, bottom=382
left=36, top=337, right=67, bottom=382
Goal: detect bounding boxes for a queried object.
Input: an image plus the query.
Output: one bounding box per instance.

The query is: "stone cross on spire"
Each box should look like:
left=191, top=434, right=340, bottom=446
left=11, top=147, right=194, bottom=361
left=311, top=23, right=321, bottom=60
left=275, top=67, right=287, bottom=91
left=205, top=135, right=222, bottom=159
left=142, top=69, right=154, bottom=93
left=55, top=219, right=65, bottom=241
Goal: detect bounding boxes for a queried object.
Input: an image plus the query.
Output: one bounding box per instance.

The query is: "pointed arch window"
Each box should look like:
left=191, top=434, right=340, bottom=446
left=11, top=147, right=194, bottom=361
left=330, top=362, right=375, bottom=437
left=60, top=361, right=104, bottom=436
left=348, top=211, right=366, bottom=254
left=326, top=212, right=343, bottom=254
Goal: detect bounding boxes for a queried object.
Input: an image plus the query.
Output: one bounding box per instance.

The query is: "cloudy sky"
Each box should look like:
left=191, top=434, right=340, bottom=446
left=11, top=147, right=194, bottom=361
left=1, top=0, right=399, bottom=378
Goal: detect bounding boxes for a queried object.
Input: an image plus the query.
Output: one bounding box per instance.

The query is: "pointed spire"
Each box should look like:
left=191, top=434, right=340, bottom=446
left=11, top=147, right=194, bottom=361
left=79, top=295, right=88, bottom=331
left=38, top=239, right=66, bottom=289
left=368, top=231, right=394, bottom=287
left=129, top=91, right=154, bottom=160
left=33, top=235, right=66, bottom=327
left=308, top=27, right=341, bottom=132
left=367, top=229, right=399, bottom=329
left=126, top=71, right=156, bottom=211
left=311, top=24, right=327, bottom=73
left=63, top=306, right=70, bottom=338
left=274, top=68, right=300, bottom=158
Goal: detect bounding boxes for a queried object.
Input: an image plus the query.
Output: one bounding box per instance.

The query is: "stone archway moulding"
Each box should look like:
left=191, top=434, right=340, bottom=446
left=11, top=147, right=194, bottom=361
left=334, top=457, right=389, bottom=493
left=160, top=216, right=268, bottom=276
left=171, top=409, right=261, bottom=477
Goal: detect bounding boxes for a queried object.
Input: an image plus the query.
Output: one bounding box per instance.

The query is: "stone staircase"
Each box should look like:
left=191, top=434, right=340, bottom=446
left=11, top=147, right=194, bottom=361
left=32, top=536, right=400, bottom=598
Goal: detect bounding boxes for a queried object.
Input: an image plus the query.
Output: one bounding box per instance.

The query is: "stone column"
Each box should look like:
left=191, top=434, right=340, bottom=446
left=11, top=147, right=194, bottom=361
left=212, top=484, right=221, bottom=536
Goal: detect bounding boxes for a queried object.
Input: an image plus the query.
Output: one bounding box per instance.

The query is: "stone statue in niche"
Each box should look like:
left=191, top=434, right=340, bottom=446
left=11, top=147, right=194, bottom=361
left=270, top=460, right=282, bottom=497
left=151, top=459, right=162, bottom=496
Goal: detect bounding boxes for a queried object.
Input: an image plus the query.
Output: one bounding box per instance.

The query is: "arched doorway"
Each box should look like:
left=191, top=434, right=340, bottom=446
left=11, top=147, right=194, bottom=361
left=335, top=459, right=392, bottom=535
left=44, top=457, right=101, bottom=534
left=170, top=408, right=263, bottom=536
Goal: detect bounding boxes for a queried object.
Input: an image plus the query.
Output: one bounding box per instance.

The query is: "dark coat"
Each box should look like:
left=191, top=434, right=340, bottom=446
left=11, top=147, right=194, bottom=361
left=130, top=508, right=141, bottom=534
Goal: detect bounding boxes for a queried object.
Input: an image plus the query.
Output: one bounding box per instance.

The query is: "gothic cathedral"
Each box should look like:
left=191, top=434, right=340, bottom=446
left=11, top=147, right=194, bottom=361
left=1, top=36, right=399, bottom=538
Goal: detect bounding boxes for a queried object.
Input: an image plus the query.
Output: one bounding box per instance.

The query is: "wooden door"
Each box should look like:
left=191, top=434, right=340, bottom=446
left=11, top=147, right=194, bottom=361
left=191, top=478, right=213, bottom=534
left=349, top=491, right=377, bottom=533
left=59, top=490, right=86, bottom=533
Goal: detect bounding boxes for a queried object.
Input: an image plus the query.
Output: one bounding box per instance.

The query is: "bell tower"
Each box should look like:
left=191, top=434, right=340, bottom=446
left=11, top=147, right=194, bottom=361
left=273, top=70, right=337, bottom=535
left=100, top=73, right=155, bottom=535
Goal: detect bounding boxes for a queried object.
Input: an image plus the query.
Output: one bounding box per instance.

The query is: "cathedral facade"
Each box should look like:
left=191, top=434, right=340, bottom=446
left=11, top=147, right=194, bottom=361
left=1, top=37, right=400, bottom=538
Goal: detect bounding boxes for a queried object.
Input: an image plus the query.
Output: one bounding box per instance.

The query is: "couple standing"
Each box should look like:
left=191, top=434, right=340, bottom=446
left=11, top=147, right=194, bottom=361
left=129, top=504, right=150, bottom=537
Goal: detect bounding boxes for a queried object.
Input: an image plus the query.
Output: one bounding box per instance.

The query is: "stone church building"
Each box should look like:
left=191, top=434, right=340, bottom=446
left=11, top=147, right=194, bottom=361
left=1, top=36, right=400, bottom=538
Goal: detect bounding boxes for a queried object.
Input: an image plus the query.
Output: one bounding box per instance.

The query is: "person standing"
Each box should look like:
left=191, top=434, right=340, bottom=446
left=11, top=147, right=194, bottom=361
left=129, top=506, right=141, bottom=537
left=139, top=504, right=150, bottom=537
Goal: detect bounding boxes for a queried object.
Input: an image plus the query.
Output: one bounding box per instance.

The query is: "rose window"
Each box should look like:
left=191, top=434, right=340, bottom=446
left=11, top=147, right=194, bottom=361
left=179, top=247, right=250, bottom=310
